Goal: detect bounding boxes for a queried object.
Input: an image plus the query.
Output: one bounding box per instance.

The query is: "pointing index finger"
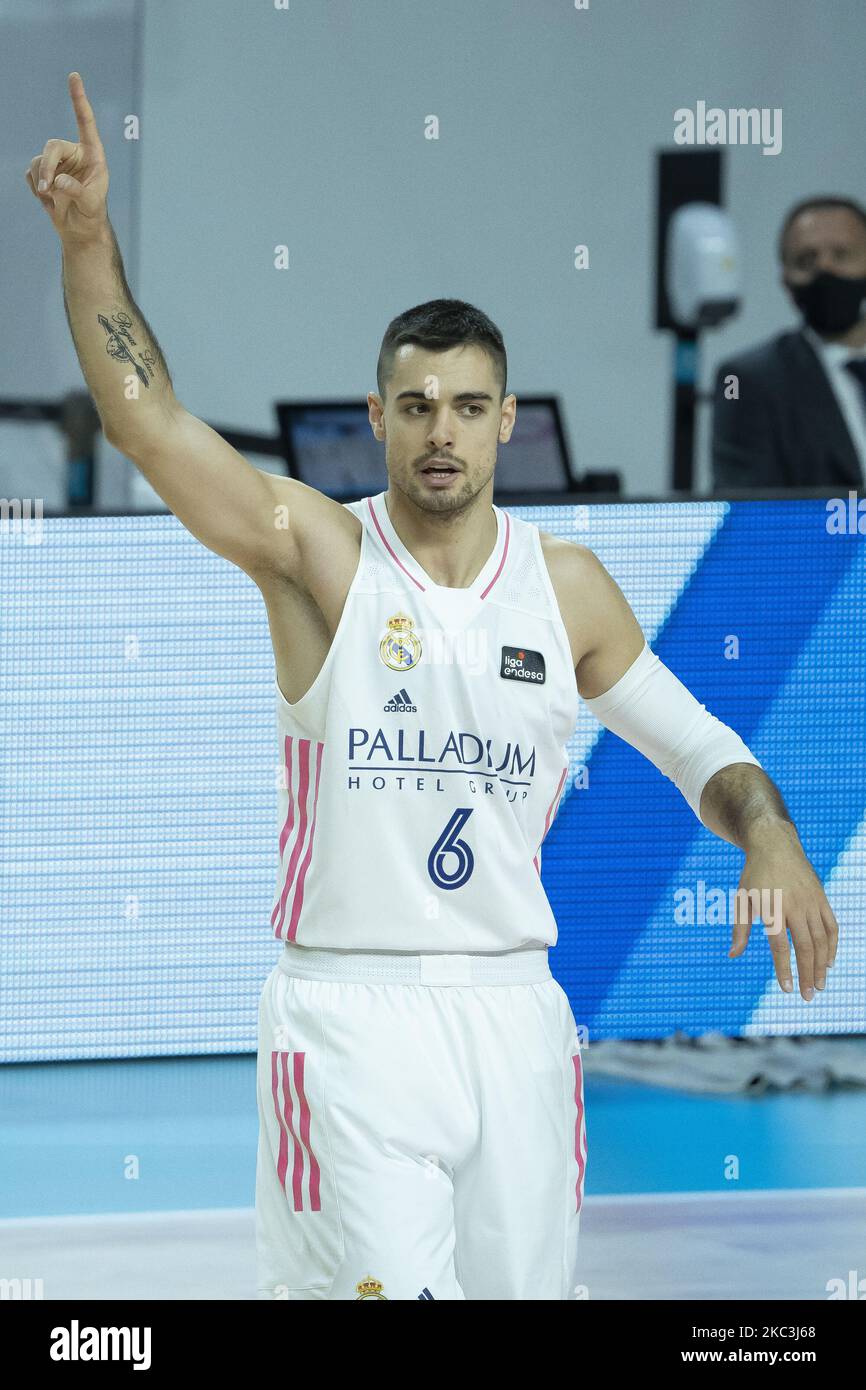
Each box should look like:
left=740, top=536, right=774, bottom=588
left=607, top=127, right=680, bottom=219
left=68, top=71, right=103, bottom=150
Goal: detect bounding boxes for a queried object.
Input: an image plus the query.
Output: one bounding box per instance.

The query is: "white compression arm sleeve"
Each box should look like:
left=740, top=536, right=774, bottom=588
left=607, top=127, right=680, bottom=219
left=581, top=642, right=762, bottom=825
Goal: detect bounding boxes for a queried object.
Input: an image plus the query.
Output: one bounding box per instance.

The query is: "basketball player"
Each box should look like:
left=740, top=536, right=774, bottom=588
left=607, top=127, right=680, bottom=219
left=28, top=73, right=839, bottom=1301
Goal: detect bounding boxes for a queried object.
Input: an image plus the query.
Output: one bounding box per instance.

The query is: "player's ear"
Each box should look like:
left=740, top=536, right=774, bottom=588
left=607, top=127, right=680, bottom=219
left=367, top=392, right=386, bottom=440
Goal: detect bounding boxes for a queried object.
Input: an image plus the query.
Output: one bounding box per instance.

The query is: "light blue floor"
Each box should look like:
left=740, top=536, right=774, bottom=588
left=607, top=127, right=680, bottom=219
left=1, top=1056, right=864, bottom=1219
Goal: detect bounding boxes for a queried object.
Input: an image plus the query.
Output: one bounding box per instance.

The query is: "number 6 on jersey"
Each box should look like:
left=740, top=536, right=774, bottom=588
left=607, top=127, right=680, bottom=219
left=427, top=808, right=475, bottom=890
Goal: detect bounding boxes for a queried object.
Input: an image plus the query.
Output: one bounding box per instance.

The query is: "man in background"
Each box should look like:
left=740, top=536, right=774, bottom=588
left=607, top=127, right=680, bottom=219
left=712, top=196, right=866, bottom=492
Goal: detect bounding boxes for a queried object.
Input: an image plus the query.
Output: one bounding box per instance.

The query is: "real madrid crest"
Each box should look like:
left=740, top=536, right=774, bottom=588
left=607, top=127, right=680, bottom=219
left=379, top=612, right=422, bottom=672
left=355, top=1275, right=388, bottom=1300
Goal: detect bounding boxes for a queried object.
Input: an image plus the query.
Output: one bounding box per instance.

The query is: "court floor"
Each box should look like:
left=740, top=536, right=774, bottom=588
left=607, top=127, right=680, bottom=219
left=3, top=1189, right=863, bottom=1300
left=1, top=1058, right=864, bottom=1299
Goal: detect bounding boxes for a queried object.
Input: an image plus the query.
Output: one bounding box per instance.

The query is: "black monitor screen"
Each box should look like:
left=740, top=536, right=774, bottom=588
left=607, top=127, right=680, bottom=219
left=280, top=398, right=571, bottom=497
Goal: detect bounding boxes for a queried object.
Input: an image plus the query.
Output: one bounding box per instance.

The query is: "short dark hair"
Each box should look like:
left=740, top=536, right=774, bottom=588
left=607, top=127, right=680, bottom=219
left=778, top=195, right=866, bottom=263
left=376, top=298, right=508, bottom=403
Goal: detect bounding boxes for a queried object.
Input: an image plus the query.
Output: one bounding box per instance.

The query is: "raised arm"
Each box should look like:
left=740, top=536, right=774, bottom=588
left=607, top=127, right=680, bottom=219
left=25, top=71, right=324, bottom=582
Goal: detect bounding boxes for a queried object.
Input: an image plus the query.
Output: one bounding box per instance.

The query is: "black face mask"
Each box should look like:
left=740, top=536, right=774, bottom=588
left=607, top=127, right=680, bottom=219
left=786, top=270, right=866, bottom=335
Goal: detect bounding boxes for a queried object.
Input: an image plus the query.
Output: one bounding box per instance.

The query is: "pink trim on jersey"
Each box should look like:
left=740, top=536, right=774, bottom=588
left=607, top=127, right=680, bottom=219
left=286, top=741, right=324, bottom=942
left=479, top=509, right=510, bottom=599
left=294, top=1051, right=322, bottom=1210
left=572, top=1052, right=587, bottom=1213
left=277, top=734, right=296, bottom=860
left=366, top=496, right=426, bottom=591
left=271, top=737, right=324, bottom=939
left=533, top=762, right=569, bottom=875
left=367, top=495, right=509, bottom=598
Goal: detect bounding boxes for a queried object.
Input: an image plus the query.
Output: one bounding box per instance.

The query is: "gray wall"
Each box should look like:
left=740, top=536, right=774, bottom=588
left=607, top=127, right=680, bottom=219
left=5, top=0, right=866, bottom=501
left=1, top=0, right=139, bottom=508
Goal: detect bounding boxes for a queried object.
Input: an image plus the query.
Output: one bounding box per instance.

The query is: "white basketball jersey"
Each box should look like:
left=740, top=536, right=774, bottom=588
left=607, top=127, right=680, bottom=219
left=269, top=490, right=579, bottom=951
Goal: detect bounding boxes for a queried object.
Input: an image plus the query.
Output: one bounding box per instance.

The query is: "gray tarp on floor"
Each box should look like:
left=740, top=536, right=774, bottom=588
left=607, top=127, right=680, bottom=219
left=582, top=1034, right=866, bottom=1093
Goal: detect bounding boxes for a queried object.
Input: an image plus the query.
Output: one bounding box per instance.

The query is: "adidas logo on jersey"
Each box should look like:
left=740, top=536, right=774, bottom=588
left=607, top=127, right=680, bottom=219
left=383, top=687, right=417, bottom=713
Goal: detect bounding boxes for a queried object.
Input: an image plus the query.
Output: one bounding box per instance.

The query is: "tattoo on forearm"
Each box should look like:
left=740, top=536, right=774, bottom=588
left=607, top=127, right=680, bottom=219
left=97, top=310, right=154, bottom=388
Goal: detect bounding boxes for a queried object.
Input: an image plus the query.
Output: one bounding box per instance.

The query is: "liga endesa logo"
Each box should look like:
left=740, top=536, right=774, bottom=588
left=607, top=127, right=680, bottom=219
left=500, top=645, right=546, bottom=684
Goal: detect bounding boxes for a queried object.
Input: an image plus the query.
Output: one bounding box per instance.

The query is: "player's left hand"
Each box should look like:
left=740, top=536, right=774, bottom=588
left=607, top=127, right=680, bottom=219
left=727, top=821, right=838, bottom=1000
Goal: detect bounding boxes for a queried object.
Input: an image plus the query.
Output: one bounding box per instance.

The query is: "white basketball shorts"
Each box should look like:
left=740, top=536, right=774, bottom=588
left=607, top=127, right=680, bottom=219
left=255, top=942, right=587, bottom=1300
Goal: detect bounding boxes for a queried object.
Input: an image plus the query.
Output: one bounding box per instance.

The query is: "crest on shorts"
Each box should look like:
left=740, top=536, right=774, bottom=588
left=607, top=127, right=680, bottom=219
left=379, top=612, right=422, bottom=672
left=356, top=1275, right=388, bottom=1300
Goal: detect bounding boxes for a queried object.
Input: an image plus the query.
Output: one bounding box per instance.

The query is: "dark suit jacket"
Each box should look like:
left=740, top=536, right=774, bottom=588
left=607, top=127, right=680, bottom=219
left=711, top=329, right=864, bottom=492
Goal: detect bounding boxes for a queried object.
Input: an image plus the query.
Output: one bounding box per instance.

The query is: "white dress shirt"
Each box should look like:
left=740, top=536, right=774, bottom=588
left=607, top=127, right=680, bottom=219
left=802, top=325, right=866, bottom=477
